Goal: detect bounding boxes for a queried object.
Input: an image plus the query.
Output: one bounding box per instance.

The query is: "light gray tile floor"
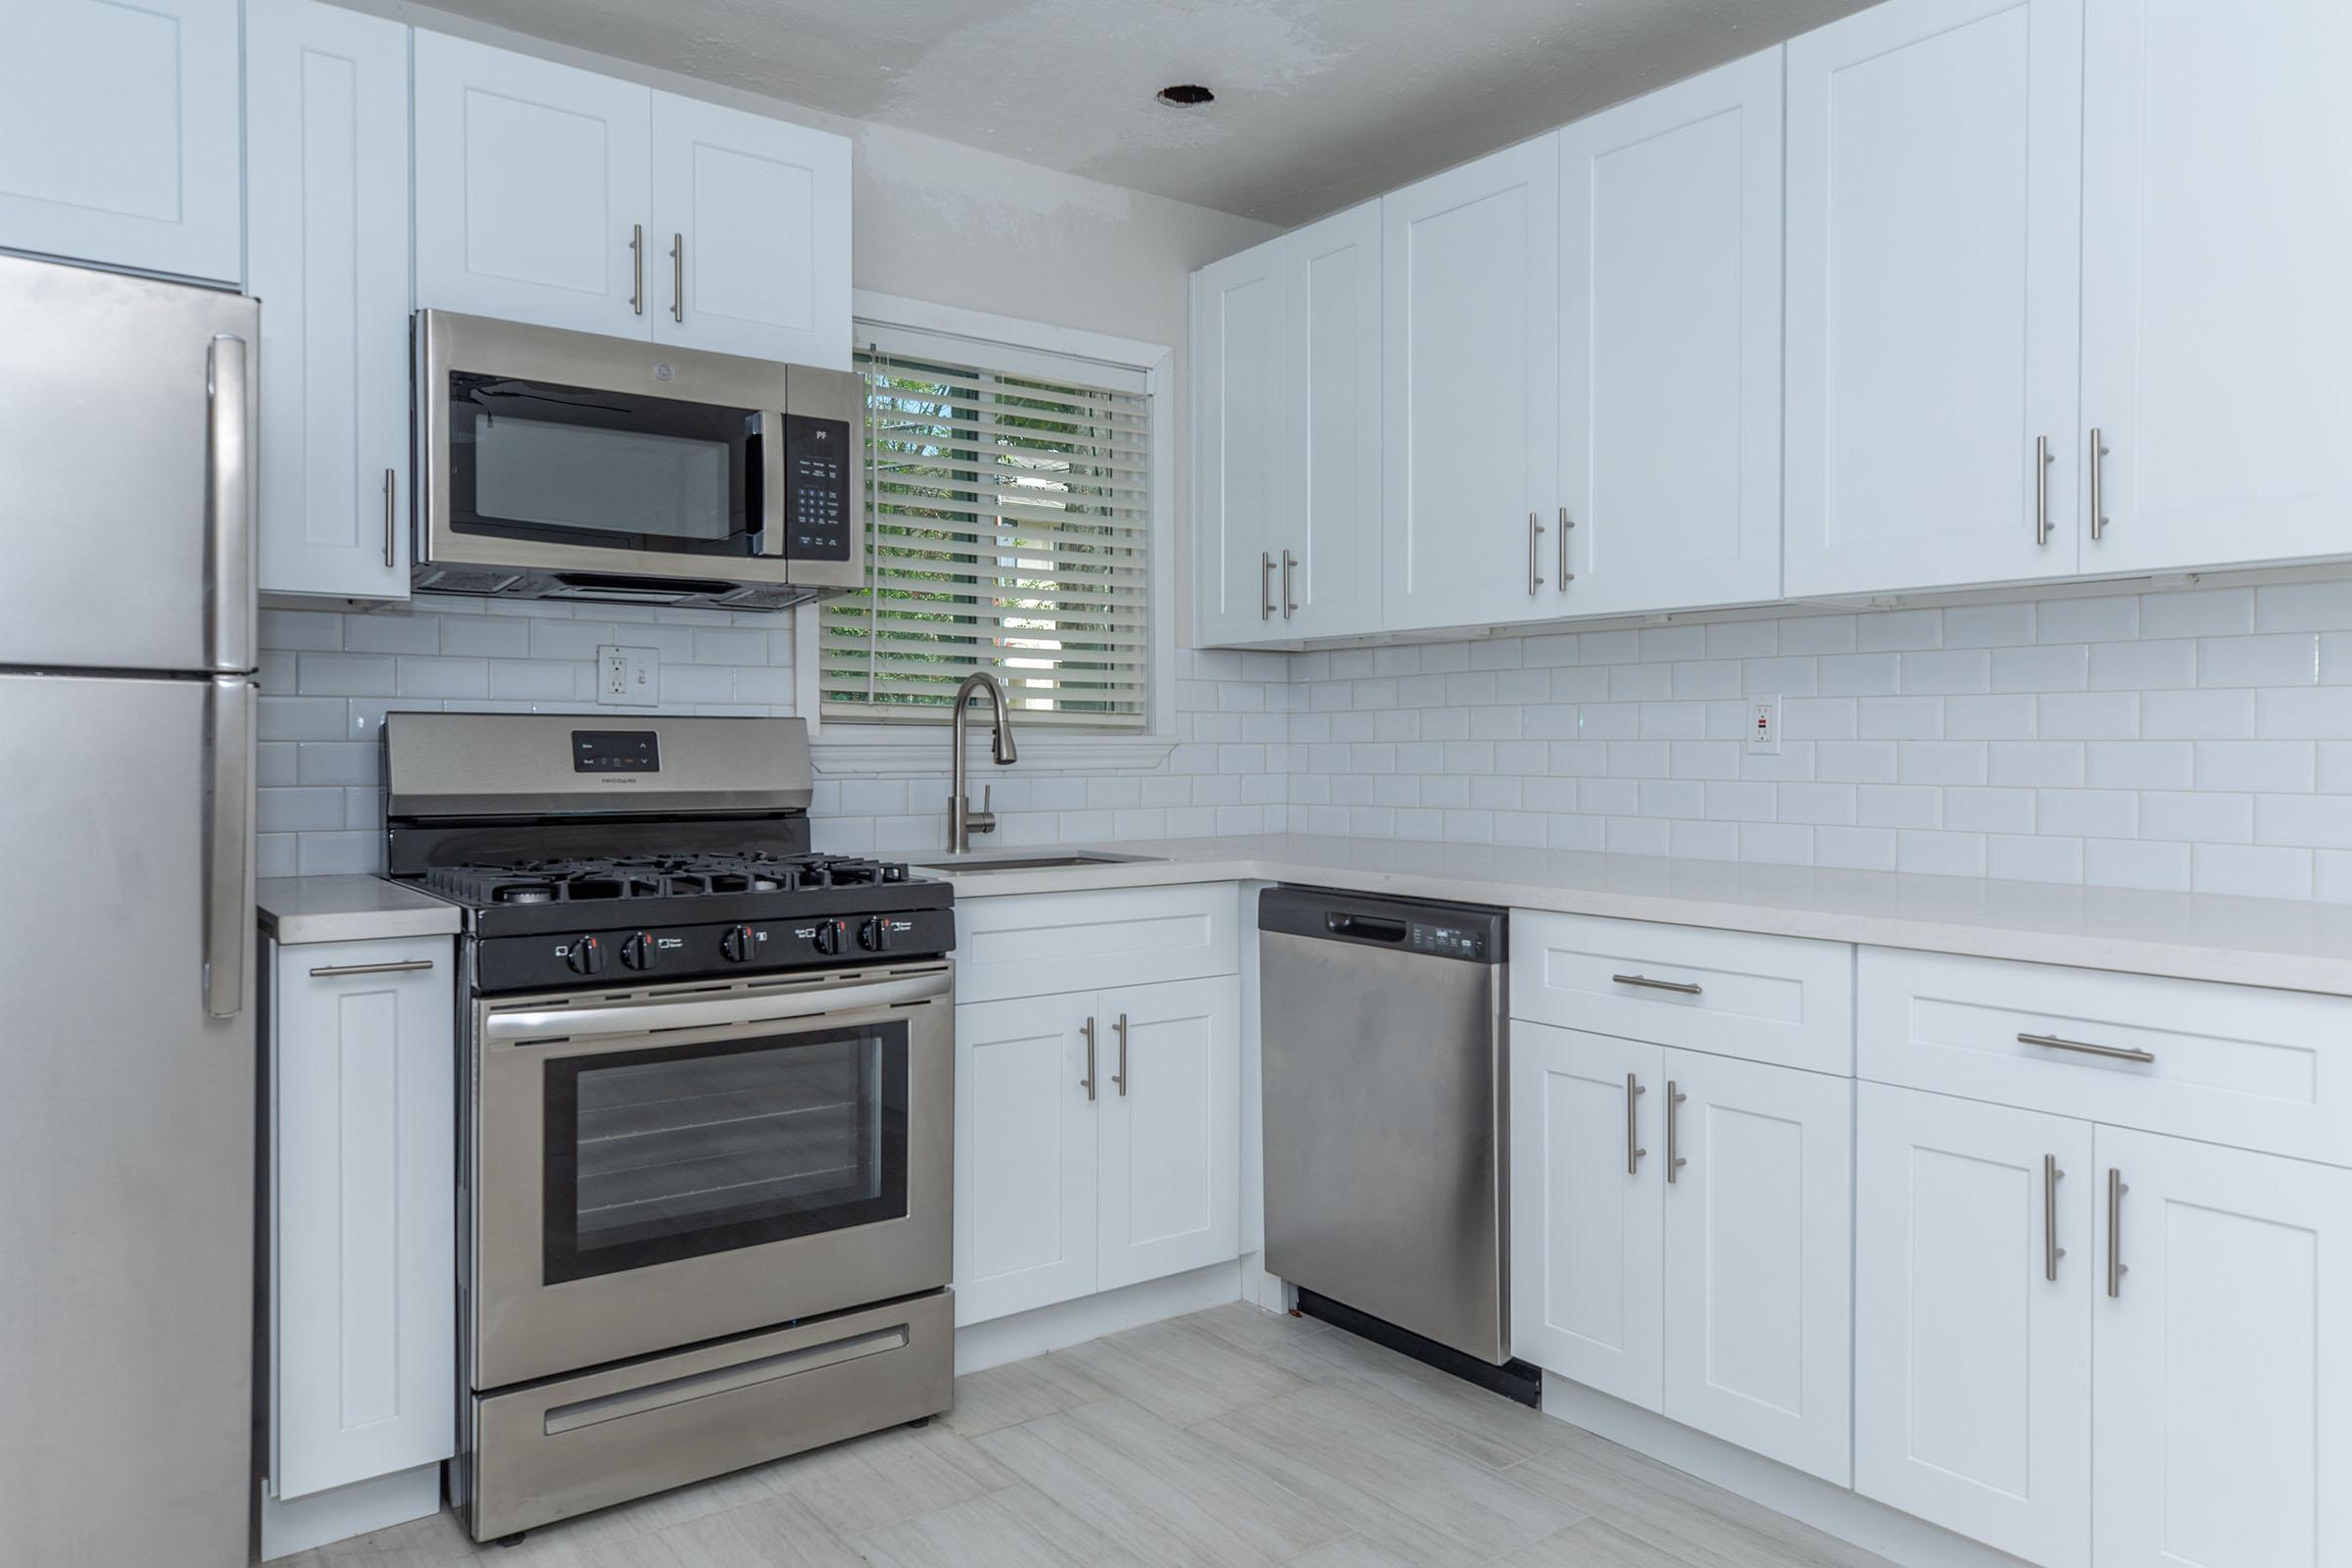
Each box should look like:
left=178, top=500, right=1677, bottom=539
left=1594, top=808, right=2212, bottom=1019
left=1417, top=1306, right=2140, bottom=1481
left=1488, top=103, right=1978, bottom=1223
left=275, top=1303, right=1893, bottom=1568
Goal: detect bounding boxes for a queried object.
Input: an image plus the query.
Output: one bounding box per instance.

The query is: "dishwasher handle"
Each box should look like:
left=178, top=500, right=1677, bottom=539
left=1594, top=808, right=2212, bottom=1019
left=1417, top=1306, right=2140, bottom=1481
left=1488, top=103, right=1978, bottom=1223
left=1325, top=912, right=1408, bottom=942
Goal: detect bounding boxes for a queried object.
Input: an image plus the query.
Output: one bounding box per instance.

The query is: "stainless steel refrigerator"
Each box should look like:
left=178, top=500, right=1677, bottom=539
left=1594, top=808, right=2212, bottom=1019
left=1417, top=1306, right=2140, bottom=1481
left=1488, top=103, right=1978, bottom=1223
left=0, top=254, right=260, bottom=1566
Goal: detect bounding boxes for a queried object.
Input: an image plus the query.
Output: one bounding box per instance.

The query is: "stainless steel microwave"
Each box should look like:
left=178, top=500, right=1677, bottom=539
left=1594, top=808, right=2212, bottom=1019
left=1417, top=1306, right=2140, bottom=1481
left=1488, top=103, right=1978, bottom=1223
left=412, top=311, right=862, bottom=610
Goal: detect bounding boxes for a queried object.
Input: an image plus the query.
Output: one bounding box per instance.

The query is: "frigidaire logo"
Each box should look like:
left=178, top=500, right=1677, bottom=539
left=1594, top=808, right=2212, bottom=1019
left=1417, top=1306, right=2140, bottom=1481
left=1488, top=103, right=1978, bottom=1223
left=597, top=776, right=639, bottom=784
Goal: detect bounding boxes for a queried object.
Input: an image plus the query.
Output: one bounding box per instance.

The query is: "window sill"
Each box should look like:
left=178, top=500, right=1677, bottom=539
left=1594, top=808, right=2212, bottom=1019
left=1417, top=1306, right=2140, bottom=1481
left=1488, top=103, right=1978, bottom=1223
left=809, top=727, right=1178, bottom=776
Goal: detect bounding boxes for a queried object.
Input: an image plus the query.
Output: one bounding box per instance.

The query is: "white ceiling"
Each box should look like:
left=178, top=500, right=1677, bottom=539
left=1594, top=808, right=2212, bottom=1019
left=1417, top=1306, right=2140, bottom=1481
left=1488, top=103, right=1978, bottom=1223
left=423, top=0, right=1874, bottom=225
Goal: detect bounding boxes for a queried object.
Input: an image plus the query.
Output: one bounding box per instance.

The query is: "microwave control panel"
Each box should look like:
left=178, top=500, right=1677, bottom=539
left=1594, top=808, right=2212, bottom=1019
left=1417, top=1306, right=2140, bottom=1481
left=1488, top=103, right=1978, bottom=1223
left=782, top=413, right=853, bottom=562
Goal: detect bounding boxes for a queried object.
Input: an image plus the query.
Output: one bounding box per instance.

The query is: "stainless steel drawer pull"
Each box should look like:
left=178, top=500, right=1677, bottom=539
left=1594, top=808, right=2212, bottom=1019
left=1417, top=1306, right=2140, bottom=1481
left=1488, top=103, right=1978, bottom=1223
left=543, top=1325, right=907, bottom=1435
left=1666, top=1081, right=1688, bottom=1184
left=1527, top=511, right=1545, bottom=595
left=2018, top=1031, right=2154, bottom=1065
left=1625, top=1073, right=1646, bottom=1174
left=309, top=958, right=434, bottom=978
left=2034, top=435, right=2054, bottom=546
left=1281, top=550, right=1298, bottom=620
left=2089, top=427, right=2110, bottom=541
left=381, top=467, right=397, bottom=568
left=2107, top=1168, right=2129, bottom=1298
left=1557, top=506, right=1576, bottom=588
left=1260, top=552, right=1276, bottom=620
left=1612, top=973, right=1702, bottom=996
left=669, top=231, right=685, bottom=322
left=2044, top=1153, right=2066, bottom=1282
left=1112, top=1012, right=1129, bottom=1097
left=1080, top=1016, right=1098, bottom=1101
left=629, top=222, right=644, bottom=315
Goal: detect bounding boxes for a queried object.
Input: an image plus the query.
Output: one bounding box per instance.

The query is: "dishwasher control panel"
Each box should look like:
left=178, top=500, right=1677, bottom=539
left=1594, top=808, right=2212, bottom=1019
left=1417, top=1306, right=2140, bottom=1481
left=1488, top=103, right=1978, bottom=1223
left=1409, top=922, right=1489, bottom=959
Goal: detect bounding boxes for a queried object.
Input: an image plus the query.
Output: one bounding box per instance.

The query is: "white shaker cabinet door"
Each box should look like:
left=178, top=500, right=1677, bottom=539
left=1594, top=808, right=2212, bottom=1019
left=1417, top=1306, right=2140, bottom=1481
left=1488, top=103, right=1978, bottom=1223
left=0, top=0, right=241, bottom=281
left=1557, top=49, right=1783, bottom=618
left=953, top=992, right=1101, bottom=1325
left=1283, top=200, right=1384, bottom=640
left=1855, top=1085, right=2093, bottom=1568
left=270, top=938, right=455, bottom=1501
left=247, top=0, right=414, bottom=601
left=650, top=92, right=851, bottom=369
left=1096, top=975, right=1241, bottom=1293
left=1658, top=1052, right=1852, bottom=1486
left=1508, top=1023, right=1664, bottom=1412
left=2079, top=0, right=2352, bottom=574
left=1381, top=135, right=1560, bottom=632
left=2092, top=1128, right=2352, bottom=1568
left=413, top=30, right=652, bottom=337
left=1192, top=237, right=1289, bottom=647
left=1784, top=0, right=2083, bottom=596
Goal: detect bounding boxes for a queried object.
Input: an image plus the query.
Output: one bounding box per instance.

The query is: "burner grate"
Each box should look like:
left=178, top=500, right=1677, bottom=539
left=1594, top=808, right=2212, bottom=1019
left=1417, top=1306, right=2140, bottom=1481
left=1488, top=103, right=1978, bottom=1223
left=424, top=852, right=910, bottom=907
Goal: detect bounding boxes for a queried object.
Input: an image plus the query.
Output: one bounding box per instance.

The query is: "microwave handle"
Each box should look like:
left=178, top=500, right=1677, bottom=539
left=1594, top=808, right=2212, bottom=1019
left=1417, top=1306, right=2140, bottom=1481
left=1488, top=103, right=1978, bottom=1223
left=758, top=409, right=787, bottom=558
left=484, top=966, right=951, bottom=1044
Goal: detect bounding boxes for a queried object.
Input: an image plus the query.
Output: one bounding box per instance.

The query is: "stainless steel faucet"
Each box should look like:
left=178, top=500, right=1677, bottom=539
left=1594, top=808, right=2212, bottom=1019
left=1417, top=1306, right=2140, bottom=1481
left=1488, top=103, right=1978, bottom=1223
left=948, top=670, right=1018, bottom=853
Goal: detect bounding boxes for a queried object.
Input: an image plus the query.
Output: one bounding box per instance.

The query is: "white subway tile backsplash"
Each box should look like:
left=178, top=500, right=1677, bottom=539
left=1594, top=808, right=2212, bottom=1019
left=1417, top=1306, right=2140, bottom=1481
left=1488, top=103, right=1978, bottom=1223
left=2085, top=837, right=2192, bottom=893
left=2198, top=634, right=2320, bottom=689
left=2192, top=842, right=2312, bottom=900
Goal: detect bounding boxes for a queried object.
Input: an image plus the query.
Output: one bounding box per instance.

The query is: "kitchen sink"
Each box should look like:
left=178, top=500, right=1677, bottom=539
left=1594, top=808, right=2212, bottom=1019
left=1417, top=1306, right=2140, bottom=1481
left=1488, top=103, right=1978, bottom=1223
left=919, top=851, right=1166, bottom=872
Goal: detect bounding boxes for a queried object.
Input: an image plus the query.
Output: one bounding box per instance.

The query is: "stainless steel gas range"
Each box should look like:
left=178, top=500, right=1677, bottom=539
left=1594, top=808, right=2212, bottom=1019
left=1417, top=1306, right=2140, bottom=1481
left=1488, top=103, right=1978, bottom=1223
left=380, top=712, right=954, bottom=1543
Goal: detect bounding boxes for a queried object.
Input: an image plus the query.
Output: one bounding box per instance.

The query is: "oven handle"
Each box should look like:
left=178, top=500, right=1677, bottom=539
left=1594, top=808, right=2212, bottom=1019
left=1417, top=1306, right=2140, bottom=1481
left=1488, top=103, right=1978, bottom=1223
left=483, top=967, right=951, bottom=1045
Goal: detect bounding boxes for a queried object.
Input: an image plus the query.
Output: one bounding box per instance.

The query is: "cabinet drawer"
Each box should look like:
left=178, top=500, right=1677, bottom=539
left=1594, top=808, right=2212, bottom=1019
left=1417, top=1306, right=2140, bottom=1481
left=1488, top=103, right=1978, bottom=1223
left=954, top=884, right=1239, bottom=1003
left=1510, top=911, right=1854, bottom=1074
left=1858, top=947, right=2352, bottom=1167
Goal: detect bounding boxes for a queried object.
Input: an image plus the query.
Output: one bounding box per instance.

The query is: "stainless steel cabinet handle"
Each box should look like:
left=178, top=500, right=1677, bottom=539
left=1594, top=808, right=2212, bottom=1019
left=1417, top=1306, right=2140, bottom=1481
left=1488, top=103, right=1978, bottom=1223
left=381, top=467, right=397, bottom=569
left=2019, top=1031, right=2154, bottom=1065
left=2034, top=435, right=2054, bottom=546
left=1113, top=1013, right=1129, bottom=1096
left=629, top=223, right=644, bottom=315
left=1527, top=511, right=1545, bottom=595
left=1625, top=1073, right=1646, bottom=1174
left=670, top=231, right=684, bottom=323
left=1557, top=506, right=1576, bottom=588
left=1281, top=550, right=1298, bottom=620
left=2089, top=427, right=2110, bottom=541
left=1667, top=1081, right=1689, bottom=1183
left=1259, top=552, right=1275, bottom=620
left=310, top=958, right=435, bottom=979
left=1080, top=1016, right=1097, bottom=1101
left=2044, top=1153, right=2066, bottom=1282
left=1612, top=973, right=1702, bottom=996
left=207, top=335, right=253, bottom=672
left=2106, top=1167, right=2129, bottom=1298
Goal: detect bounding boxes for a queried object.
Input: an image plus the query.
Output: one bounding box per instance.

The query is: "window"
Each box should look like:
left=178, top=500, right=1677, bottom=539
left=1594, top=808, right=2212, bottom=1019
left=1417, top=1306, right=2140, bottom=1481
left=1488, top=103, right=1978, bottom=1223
left=820, top=325, right=1153, bottom=730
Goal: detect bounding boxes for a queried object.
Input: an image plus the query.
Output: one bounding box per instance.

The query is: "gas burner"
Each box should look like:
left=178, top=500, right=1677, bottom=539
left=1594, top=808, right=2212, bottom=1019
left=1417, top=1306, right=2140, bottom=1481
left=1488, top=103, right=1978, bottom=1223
left=423, top=853, right=916, bottom=911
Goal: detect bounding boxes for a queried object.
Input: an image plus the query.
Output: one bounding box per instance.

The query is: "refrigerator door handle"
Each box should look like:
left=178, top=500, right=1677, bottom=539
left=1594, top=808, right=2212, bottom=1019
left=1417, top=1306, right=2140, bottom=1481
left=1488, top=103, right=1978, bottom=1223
left=205, top=676, right=256, bottom=1019
left=207, top=334, right=254, bottom=674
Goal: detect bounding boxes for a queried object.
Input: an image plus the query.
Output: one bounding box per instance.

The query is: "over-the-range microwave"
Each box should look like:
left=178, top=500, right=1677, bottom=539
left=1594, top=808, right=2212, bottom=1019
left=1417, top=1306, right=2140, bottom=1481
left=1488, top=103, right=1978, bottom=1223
left=412, top=310, right=862, bottom=610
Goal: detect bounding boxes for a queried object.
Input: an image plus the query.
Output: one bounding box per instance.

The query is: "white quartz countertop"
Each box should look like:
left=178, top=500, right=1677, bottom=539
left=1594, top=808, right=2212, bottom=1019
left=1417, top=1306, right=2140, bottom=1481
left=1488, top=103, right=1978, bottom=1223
left=918, top=833, right=2352, bottom=996
left=257, top=875, right=464, bottom=945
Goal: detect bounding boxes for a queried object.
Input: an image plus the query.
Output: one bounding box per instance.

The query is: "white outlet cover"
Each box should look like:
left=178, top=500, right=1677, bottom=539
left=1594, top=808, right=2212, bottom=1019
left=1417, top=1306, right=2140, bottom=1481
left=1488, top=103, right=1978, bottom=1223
left=1746, top=694, right=1781, bottom=755
left=597, top=645, right=660, bottom=707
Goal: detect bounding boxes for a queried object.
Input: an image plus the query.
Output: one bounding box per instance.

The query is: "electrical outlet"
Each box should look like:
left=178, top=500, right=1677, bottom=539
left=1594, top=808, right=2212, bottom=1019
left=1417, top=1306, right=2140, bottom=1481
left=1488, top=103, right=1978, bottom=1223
left=597, top=645, right=659, bottom=707
left=1746, top=695, right=1782, bottom=756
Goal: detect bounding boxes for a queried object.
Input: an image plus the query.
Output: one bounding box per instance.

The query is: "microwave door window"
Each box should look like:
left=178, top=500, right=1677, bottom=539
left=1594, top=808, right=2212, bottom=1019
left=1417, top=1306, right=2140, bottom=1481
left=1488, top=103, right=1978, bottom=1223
left=449, top=372, right=761, bottom=557
left=543, top=1022, right=909, bottom=1284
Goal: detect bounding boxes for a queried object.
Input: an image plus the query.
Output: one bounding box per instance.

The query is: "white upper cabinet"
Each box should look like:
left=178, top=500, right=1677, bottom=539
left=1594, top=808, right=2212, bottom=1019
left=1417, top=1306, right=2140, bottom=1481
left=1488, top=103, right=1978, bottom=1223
left=247, top=0, right=414, bottom=602
left=2079, top=0, right=2352, bottom=574
left=2092, top=1128, right=2352, bottom=1568
left=1785, top=0, right=2084, bottom=597
left=1382, top=135, right=1560, bottom=631
left=414, top=31, right=654, bottom=337
left=1192, top=239, right=1288, bottom=647
left=1283, top=202, right=1384, bottom=639
left=1855, top=1085, right=2093, bottom=1568
left=650, top=93, right=851, bottom=369
left=1557, top=51, right=1784, bottom=617
left=0, top=0, right=241, bottom=282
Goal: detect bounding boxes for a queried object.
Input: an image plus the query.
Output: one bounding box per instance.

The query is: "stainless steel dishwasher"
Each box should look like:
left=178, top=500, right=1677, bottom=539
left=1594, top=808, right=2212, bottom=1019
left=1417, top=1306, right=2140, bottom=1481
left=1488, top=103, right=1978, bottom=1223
left=1259, top=886, right=1520, bottom=1381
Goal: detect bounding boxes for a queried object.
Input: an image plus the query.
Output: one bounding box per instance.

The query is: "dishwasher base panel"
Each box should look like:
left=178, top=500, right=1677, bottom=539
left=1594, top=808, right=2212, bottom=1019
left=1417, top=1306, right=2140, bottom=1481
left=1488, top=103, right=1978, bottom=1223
left=1297, top=1288, right=1541, bottom=1407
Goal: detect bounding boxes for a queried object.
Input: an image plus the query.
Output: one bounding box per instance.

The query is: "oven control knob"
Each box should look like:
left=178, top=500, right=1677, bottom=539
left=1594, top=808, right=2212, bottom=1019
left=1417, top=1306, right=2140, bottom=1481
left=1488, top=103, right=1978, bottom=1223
left=720, top=924, right=758, bottom=963
left=811, top=919, right=845, bottom=957
left=620, top=931, right=656, bottom=970
left=858, top=915, right=892, bottom=953
left=562, top=935, right=606, bottom=976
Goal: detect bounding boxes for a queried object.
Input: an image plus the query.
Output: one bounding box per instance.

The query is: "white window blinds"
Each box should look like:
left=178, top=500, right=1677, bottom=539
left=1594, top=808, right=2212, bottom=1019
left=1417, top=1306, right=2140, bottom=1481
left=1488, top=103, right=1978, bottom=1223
left=821, top=328, right=1153, bottom=729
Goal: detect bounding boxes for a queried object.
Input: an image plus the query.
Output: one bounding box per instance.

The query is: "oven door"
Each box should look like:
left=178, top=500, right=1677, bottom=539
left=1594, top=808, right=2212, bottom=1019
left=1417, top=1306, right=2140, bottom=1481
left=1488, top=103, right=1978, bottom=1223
left=417, top=310, right=791, bottom=586
left=470, top=961, right=951, bottom=1391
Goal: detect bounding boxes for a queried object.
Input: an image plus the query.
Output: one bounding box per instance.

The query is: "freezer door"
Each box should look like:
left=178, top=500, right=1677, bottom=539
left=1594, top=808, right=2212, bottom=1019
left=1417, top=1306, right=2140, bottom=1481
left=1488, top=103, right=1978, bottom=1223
left=0, top=673, right=256, bottom=1568
left=0, top=254, right=258, bottom=673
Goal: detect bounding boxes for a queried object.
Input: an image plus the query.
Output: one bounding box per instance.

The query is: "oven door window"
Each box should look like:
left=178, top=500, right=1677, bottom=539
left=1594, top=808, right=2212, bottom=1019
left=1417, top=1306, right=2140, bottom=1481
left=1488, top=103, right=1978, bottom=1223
left=446, top=370, right=764, bottom=558
left=542, top=1022, right=906, bottom=1284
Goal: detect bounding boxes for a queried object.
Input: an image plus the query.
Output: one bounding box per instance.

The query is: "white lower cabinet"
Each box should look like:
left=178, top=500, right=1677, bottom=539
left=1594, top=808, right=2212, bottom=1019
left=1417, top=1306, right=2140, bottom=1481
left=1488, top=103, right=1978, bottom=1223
left=1511, top=1025, right=1851, bottom=1485
left=955, top=972, right=1240, bottom=1326
left=268, top=936, right=455, bottom=1502
left=1855, top=1084, right=2093, bottom=1568
left=2092, top=1127, right=2352, bottom=1568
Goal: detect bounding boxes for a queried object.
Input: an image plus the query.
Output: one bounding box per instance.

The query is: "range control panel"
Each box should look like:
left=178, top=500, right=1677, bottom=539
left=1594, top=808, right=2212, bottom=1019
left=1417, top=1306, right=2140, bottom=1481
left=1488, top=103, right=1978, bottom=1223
left=475, top=906, right=956, bottom=994
left=782, top=413, right=852, bottom=562
left=1408, top=922, right=1490, bottom=960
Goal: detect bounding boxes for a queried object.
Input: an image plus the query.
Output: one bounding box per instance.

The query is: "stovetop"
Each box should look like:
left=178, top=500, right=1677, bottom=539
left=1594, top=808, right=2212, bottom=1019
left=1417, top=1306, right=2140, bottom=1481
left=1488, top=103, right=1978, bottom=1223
left=425, top=852, right=916, bottom=907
